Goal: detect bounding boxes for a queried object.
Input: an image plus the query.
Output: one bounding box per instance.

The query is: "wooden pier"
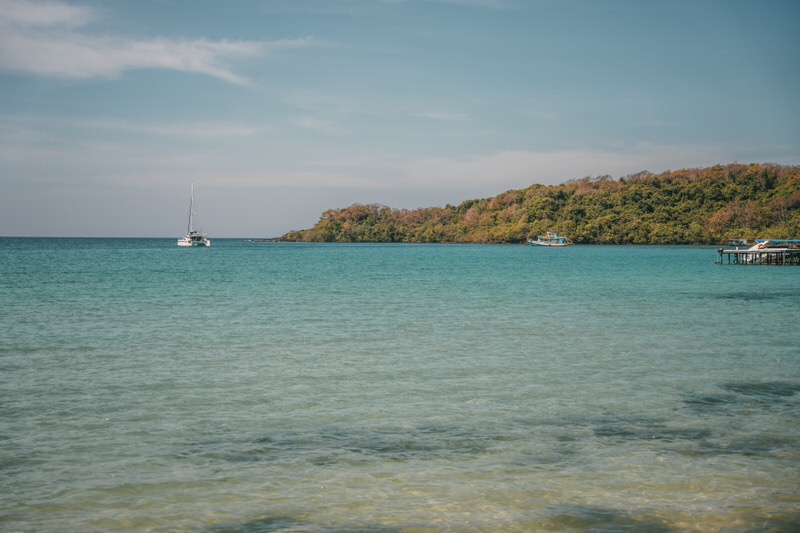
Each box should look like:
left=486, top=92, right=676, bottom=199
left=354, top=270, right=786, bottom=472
left=717, top=246, right=800, bottom=265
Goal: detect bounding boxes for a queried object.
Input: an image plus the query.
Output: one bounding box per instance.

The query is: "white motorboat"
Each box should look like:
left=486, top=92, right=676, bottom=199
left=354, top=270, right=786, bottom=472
left=528, top=232, right=572, bottom=247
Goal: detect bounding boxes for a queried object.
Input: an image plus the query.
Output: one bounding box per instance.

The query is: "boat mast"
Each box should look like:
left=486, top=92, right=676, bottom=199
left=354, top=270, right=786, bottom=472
left=187, top=182, right=194, bottom=234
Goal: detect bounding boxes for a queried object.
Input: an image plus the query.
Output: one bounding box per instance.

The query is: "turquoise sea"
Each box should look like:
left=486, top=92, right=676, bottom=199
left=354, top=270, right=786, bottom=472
left=1, top=238, right=799, bottom=532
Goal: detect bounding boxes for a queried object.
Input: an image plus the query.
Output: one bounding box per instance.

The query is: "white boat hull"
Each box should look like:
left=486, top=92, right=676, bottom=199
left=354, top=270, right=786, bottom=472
left=528, top=232, right=572, bottom=246
left=529, top=241, right=570, bottom=247
left=178, top=235, right=210, bottom=247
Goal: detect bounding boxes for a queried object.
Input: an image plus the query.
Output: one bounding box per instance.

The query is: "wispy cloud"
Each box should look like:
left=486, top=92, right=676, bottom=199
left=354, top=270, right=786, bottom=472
left=413, top=111, right=468, bottom=122
left=380, top=0, right=517, bottom=8
left=77, top=118, right=269, bottom=139
left=0, top=114, right=269, bottom=140
left=399, top=143, right=745, bottom=192
left=0, top=0, right=308, bottom=84
left=290, top=116, right=349, bottom=137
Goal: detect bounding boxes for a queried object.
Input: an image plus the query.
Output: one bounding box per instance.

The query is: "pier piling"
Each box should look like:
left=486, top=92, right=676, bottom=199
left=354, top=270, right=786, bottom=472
left=717, top=247, right=800, bottom=265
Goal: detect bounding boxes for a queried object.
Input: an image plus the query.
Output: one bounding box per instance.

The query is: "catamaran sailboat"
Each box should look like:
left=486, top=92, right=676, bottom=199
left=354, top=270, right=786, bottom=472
left=177, top=183, right=211, bottom=247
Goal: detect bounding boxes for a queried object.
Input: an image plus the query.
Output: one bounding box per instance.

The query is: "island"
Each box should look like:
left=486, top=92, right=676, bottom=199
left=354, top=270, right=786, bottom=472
left=280, top=163, right=800, bottom=245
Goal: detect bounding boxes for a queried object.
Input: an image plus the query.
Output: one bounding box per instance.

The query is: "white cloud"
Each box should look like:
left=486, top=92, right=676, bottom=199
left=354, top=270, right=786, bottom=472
left=0, top=0, right=93, bottom=28
left=0, top=114, right=269, bottom=140
left=78, top=118, right=269, bottom=139
left=0, top=0, right=307, bottom=84
left=290, top=116, right=349, bottom=137
left=399, top=143, right=742, bottom=193
left=412, top=111, right=468, bottom=122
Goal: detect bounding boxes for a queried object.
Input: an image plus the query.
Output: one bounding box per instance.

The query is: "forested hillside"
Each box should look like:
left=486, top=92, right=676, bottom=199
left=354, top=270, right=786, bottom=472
left=281, top=164, right=800, bottom=244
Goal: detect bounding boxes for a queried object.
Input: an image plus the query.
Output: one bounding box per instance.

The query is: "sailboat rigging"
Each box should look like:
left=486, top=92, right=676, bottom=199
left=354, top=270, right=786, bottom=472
left=177, top=183, right=211, bottom=247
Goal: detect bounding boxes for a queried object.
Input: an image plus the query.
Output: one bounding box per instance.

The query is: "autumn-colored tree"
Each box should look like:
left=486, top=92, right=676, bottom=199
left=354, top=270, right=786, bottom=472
left=281, top=164, right=800, bottom=244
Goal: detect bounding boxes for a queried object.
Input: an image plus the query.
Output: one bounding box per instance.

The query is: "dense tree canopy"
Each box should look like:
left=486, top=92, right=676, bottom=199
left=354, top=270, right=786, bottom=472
left=281, top=164, right=800, bottom=244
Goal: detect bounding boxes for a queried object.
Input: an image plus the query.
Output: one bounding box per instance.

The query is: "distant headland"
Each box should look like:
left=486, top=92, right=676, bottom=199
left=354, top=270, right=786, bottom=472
left=280, top=163, right=800, bottom=245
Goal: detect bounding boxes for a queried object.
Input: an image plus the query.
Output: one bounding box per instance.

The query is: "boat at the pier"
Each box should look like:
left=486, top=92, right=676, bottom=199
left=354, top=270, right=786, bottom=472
left=718, top=239, right=800, bottom=265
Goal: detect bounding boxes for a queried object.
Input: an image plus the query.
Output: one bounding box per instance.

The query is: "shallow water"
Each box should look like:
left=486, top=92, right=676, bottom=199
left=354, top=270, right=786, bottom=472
left=1, top=239, right=798, bottom=531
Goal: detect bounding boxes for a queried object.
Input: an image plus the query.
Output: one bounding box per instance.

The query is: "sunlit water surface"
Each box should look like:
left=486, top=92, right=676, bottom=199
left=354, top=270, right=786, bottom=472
left=1, top=239, right=798, bottom=532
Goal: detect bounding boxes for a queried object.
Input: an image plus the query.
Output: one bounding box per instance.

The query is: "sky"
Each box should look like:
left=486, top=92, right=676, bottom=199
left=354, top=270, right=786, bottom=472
left=1, top=0, right=798, bottom=238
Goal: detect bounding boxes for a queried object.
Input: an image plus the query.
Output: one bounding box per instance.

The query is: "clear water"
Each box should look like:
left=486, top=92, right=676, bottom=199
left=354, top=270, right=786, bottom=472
left=1, top=238, right=798, bottom=532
